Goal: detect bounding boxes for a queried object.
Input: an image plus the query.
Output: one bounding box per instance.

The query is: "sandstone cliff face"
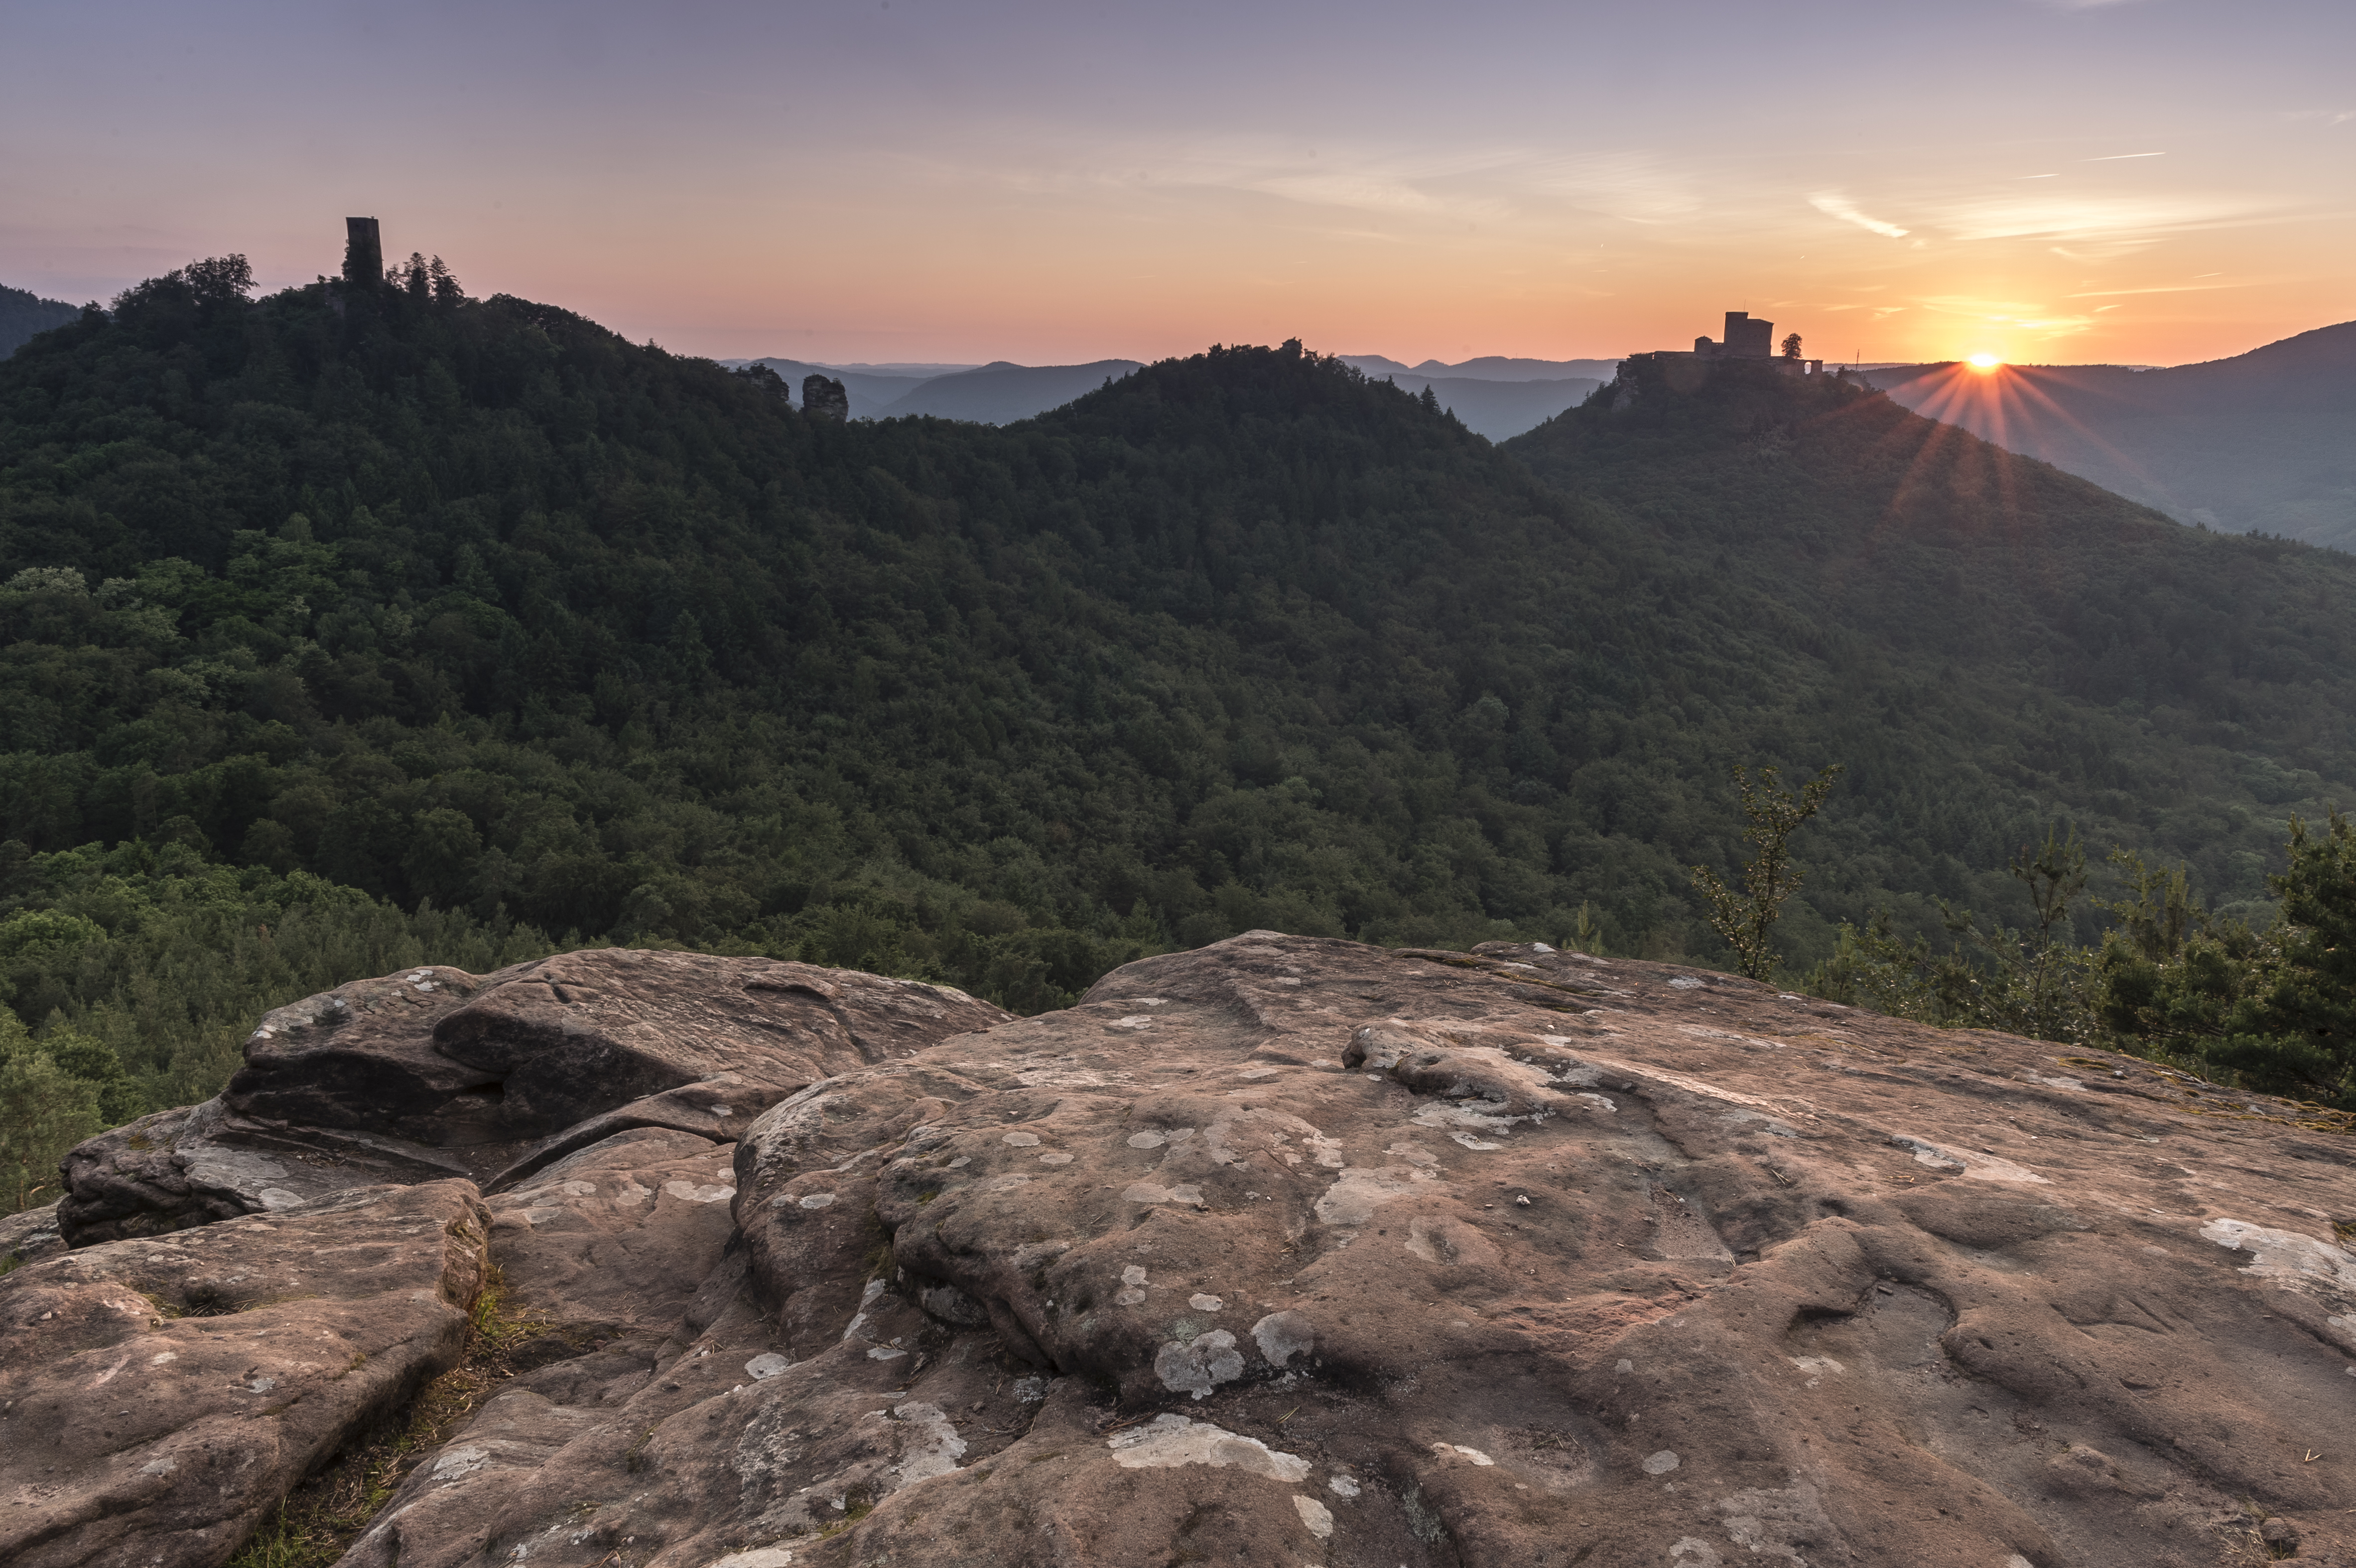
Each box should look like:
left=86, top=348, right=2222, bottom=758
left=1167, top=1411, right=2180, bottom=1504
left=7, top=935, right=2355, bottom=1568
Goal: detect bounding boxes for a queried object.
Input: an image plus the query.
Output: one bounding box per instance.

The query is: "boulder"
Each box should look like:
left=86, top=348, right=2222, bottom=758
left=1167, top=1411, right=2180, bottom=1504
left=0, top=1179, right=489, bottom=1568
left=56, top=951, right=1006, bottom=1243
left=307, top=933, right=2356, bottom=1568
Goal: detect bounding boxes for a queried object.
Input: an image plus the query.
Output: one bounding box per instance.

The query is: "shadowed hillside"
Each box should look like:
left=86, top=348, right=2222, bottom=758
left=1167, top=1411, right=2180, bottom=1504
left=1506, top=357, right=2356, bottom=935
left=1864, top=323, right=2356, bottom=550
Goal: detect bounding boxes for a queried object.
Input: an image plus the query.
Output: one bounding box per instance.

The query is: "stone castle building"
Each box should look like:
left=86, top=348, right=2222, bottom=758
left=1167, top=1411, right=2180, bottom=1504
left=1625, top=310, right=1826, bottom=381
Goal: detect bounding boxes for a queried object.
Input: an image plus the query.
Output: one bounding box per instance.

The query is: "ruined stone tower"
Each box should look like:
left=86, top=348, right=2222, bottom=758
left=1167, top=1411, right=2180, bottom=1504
left=343, top=217, right=383, bottom=288
left=1720, top=311, right=1774, bottom=358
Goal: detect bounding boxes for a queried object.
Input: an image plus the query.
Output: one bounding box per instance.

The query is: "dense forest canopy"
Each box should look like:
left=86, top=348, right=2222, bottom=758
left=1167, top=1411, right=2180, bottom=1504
left=5, top=255, right=2356, bottom=1184
left=1504, top=357, right=2356, bottom=940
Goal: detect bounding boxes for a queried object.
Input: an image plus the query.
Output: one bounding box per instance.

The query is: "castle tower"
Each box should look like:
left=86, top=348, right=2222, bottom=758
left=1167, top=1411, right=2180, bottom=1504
left=1722, top=311, right=1774, bottom=359
left=343, top=218, right=383, bottom=288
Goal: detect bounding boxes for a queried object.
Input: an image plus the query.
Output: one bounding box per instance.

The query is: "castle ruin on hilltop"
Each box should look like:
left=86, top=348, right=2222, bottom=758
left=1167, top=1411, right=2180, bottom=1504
left=1604, top=310, right=1838, bottom=404
left=1626, top=310, right=1826, bottom=381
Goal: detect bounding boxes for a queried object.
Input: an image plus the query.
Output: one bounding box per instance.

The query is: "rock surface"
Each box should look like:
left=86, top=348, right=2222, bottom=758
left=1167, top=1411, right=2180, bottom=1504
left=800, top=374, right=850, bottom=420
left=0, top=1198, right=65, bottom=1270
left=484, top=1127, right=744, bottom=1335
left=56, top=950, right=1005, bottom=1243
left=0, top=1180, right=490, bottom=1568
left=19, top=933, right=2356, bottom=1567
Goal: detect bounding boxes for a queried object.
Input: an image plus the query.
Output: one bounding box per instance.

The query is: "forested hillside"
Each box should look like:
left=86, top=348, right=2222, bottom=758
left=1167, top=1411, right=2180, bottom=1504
left=7, top=257, right=2356, bottom=1176
left=1505, top=357, right=2356, bottom=942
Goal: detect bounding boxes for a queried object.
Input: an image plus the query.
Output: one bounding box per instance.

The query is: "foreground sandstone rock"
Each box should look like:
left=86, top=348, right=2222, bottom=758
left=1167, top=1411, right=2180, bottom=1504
left=57, top=950, right=1008, bottom=1244
left=20, top=935, right=2356, bottom=1567
left=0, top=1180, right=489, bottom=1568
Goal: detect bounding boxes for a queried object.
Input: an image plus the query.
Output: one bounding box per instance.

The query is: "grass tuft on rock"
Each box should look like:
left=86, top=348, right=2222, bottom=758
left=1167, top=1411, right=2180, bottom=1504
left=226, top=1264, right=590, bottom=1568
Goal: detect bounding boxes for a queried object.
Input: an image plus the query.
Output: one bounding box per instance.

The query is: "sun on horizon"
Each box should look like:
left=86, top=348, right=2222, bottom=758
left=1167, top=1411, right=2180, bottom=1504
left=1967, top=353, right=2003, bottom=371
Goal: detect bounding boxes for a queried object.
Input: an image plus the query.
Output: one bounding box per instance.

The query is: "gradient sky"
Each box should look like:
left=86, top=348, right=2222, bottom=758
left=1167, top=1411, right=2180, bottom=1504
left=4, top=1, right=2350, bottom=367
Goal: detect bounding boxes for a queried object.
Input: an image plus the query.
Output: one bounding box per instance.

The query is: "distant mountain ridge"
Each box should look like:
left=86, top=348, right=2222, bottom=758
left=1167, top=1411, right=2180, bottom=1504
left=1863, top=321, right=2356, bottom=551
left=729, top=358, right=939, bottom=418
left=1339, top=353, right=1622, bottom=382
left=727, top=356, right=1141, bottom=424
left=1370, top=374, right=1603, bottom=441
left=878, top=359, right=1143, bottom=424
left=721, top=350, right=1615, bottom=436
left=1, top=283, right=79, bottom=359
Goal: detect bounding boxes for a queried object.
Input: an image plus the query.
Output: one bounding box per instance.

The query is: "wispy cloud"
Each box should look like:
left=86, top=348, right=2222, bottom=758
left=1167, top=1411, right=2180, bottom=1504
left=1524, top=152, right=1709, bottom=224
left=1249, top=172, right=1441, bottom=215
left=1913, top=294, right=2099, bottom=339
left=969, top=136, right=1716, bottom=234
left=1927, top=191, right=2274, bottom=244
left=1808, top=191, right=1909, bottom=238
left=2049, top=241, right=2157, bottom=262
left=2066, top=280, right=2254, bottom=298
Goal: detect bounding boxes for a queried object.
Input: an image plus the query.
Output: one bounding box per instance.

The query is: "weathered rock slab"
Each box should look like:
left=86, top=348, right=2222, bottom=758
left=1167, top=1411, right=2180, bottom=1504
left=485, top=1126, right=743, bottom=1333
left=0, top=1198, right=64, bottom=1269
left=56, top=951, right=1007, bottom=1243
left=54, top=1097, right=476, bottom=1245
left=0, top=1179, right=490, bottom=1568
left=322, top=933, right=2356, bottom=1568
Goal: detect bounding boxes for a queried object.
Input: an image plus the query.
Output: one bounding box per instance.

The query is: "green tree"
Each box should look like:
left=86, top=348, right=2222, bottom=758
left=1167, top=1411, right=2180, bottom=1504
left=1803, top=909, right=1975, bottom=1024
left=2225, top=812, right=2356, bottom=1102
left=0, top=1010, right=102, bottom=1214
left=2090, top=849, right=2269, bottom=1068
left=2095, top=815, right=2356, bottom=1107
left=1939, top=826, right=2092, bottom=1042
left=1691, top=764, right=1841, bottom=980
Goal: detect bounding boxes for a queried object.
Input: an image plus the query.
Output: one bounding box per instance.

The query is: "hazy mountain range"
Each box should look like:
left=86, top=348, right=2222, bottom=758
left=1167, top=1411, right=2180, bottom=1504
left=1341, top=372, right=1604, bottom=440
left=1338, top=354, right=1621, bottom=382
left=16, top=276, right=2348, bottom=514
left=1861, top=321, right=2356, bottom=552
left=730, top=358, right=1144, bottom=423
left=0, top=284, right=79, bottom=359
left=726, top=351, right=1613, bottom=438
left=730, top=325, right=2353, bottom=548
